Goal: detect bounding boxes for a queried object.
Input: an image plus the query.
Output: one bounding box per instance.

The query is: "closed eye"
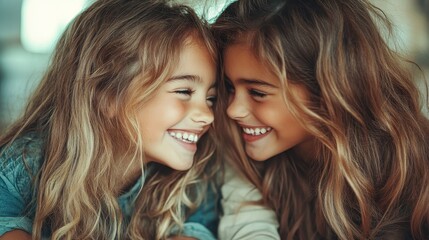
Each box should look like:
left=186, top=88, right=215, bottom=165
left=206, top=95, right=217, bottom=107
left=249, top=89, right=267, bottom=98
left=174, top=89, right=195, bottom=95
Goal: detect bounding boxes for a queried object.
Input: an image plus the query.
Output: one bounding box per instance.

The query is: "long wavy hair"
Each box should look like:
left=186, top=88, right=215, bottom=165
left=213, top=0, right=429, bottom=239
left=0, top=0, right=220, bottom=239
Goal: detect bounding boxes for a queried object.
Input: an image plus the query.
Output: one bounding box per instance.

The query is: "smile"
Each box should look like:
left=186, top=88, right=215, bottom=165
left=242, top=127, right=272, bottom=136
left=168, top=131, right=199, bottom=143
left=241, top=126, right=272, bottom=143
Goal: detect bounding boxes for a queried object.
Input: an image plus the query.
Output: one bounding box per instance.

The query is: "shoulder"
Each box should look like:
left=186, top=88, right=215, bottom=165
left=1, top=132, right=45, bottom=168
left=222, top=166, right=261, bottom=201
left=219, top=166, right=280, bottom=240
left=0, top=132, right=45, bottom=235
left=0, top=132, right=45, bottom=201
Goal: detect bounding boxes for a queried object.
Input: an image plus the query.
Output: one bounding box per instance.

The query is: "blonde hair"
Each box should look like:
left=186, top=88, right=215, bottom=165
left=214, top=0, right=429, bottom=239
left=0, top=0, right=219, bottom=239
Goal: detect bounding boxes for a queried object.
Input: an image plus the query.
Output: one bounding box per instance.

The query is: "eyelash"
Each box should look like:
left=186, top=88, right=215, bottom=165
left=174, top=89, right=195, bottom=95
left=206, top=96, right=217, bottom=107
left=225, top=80, right=267, bottom=99
left=249, top=89, right=267, bottom=98
left=174, top=88, right=216, bottom=107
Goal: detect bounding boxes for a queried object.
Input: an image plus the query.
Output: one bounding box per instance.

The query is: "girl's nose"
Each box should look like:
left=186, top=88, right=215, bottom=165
left=227, top=94, right=249, bottom=120
left=191, top=103, right=214, bottom=125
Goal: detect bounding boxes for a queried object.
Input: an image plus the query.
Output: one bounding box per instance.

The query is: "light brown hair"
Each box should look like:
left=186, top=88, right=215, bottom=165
left=0, top=0, right=219, bottom=239
left=214, top=0, right=429, bottom=239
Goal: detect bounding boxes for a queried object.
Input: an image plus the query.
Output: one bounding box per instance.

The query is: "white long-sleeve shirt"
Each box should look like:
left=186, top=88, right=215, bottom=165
left=218, top=165, right=280, bottom=240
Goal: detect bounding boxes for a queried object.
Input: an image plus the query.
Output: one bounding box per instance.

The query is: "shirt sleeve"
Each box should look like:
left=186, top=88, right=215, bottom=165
left=0, top=135, right=42, bottom=237
left=0, top=162, right=33, bottom=236
left=169, top=212, right=217, bottom=240
left=218, top=166, right=280, bottom=240
left=181, top=222, right=217, bottom=240
left=185, top=183, right=219, bottom=234
left=181, top=182, right=219, bottom=239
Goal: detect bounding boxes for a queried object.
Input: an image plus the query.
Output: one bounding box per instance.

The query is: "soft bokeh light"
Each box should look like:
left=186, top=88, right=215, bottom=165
left=21, top=0, right=90, bottom=53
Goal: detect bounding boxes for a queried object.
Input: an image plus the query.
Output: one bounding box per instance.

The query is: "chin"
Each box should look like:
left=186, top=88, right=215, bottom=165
left=168, top=160, right=193, bottom=171
left=247, top=151, right=270, bottom=161
left=246, top=146, right=281, bottom=162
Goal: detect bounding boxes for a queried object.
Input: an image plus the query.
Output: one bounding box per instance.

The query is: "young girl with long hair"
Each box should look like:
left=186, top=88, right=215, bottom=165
left=214, top=0, right=429, bottom=239
left=0, top=0, right=221, bottom=239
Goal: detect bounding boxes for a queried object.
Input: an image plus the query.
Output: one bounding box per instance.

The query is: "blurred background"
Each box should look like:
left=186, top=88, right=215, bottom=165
left=0, top=0, right=428, bottom=133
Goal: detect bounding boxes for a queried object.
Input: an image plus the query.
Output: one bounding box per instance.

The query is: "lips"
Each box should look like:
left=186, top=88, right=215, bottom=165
left=242, top=127, right=271, bottom=135
left=241, top=126, right=272, bottom=142
left=168, top=131, right=199, bottom=143
left=168, top=130, right=202, bottom=152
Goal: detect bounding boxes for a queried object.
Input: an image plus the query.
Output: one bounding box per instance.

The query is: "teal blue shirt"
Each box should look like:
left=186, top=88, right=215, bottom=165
left=0, top=132, right=217, bottom=239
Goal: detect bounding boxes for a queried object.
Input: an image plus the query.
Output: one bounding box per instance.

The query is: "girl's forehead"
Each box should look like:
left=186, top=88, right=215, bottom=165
left=183, top=33, right=216, bottom=58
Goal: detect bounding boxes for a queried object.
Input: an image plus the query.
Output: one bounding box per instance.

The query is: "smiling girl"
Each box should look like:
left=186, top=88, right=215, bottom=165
left=214, top=0, right=429, bottom=239
left=0, top=0, right=220, bottom=239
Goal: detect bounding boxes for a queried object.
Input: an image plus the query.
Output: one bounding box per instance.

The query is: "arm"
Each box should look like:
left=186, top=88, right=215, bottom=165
left=218, top=165, right=280, bottom=240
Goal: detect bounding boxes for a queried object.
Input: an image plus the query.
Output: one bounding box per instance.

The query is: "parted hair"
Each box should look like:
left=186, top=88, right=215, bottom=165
left=213, top=0, right=429, bottom=239
left=0, top=0, right=219, bottom=239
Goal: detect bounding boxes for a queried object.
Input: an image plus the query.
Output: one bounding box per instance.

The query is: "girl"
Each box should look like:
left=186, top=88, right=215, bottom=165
left=0, top=0, right=221, bottom=239
left=214, top=0, right=429, bottom=239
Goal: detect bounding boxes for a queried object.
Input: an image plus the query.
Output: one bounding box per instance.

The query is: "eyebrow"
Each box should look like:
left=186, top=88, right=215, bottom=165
left=236, top=78, right=278, bottom=88
left=168, top=74, right=200, bottom=82
left=168, top=74, right=216, bottom=88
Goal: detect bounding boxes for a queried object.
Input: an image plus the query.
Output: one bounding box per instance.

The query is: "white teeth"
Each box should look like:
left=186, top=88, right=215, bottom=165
left=169, top=131, right=199, bottom=143
left=242, top=127, right=271, bottom=136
